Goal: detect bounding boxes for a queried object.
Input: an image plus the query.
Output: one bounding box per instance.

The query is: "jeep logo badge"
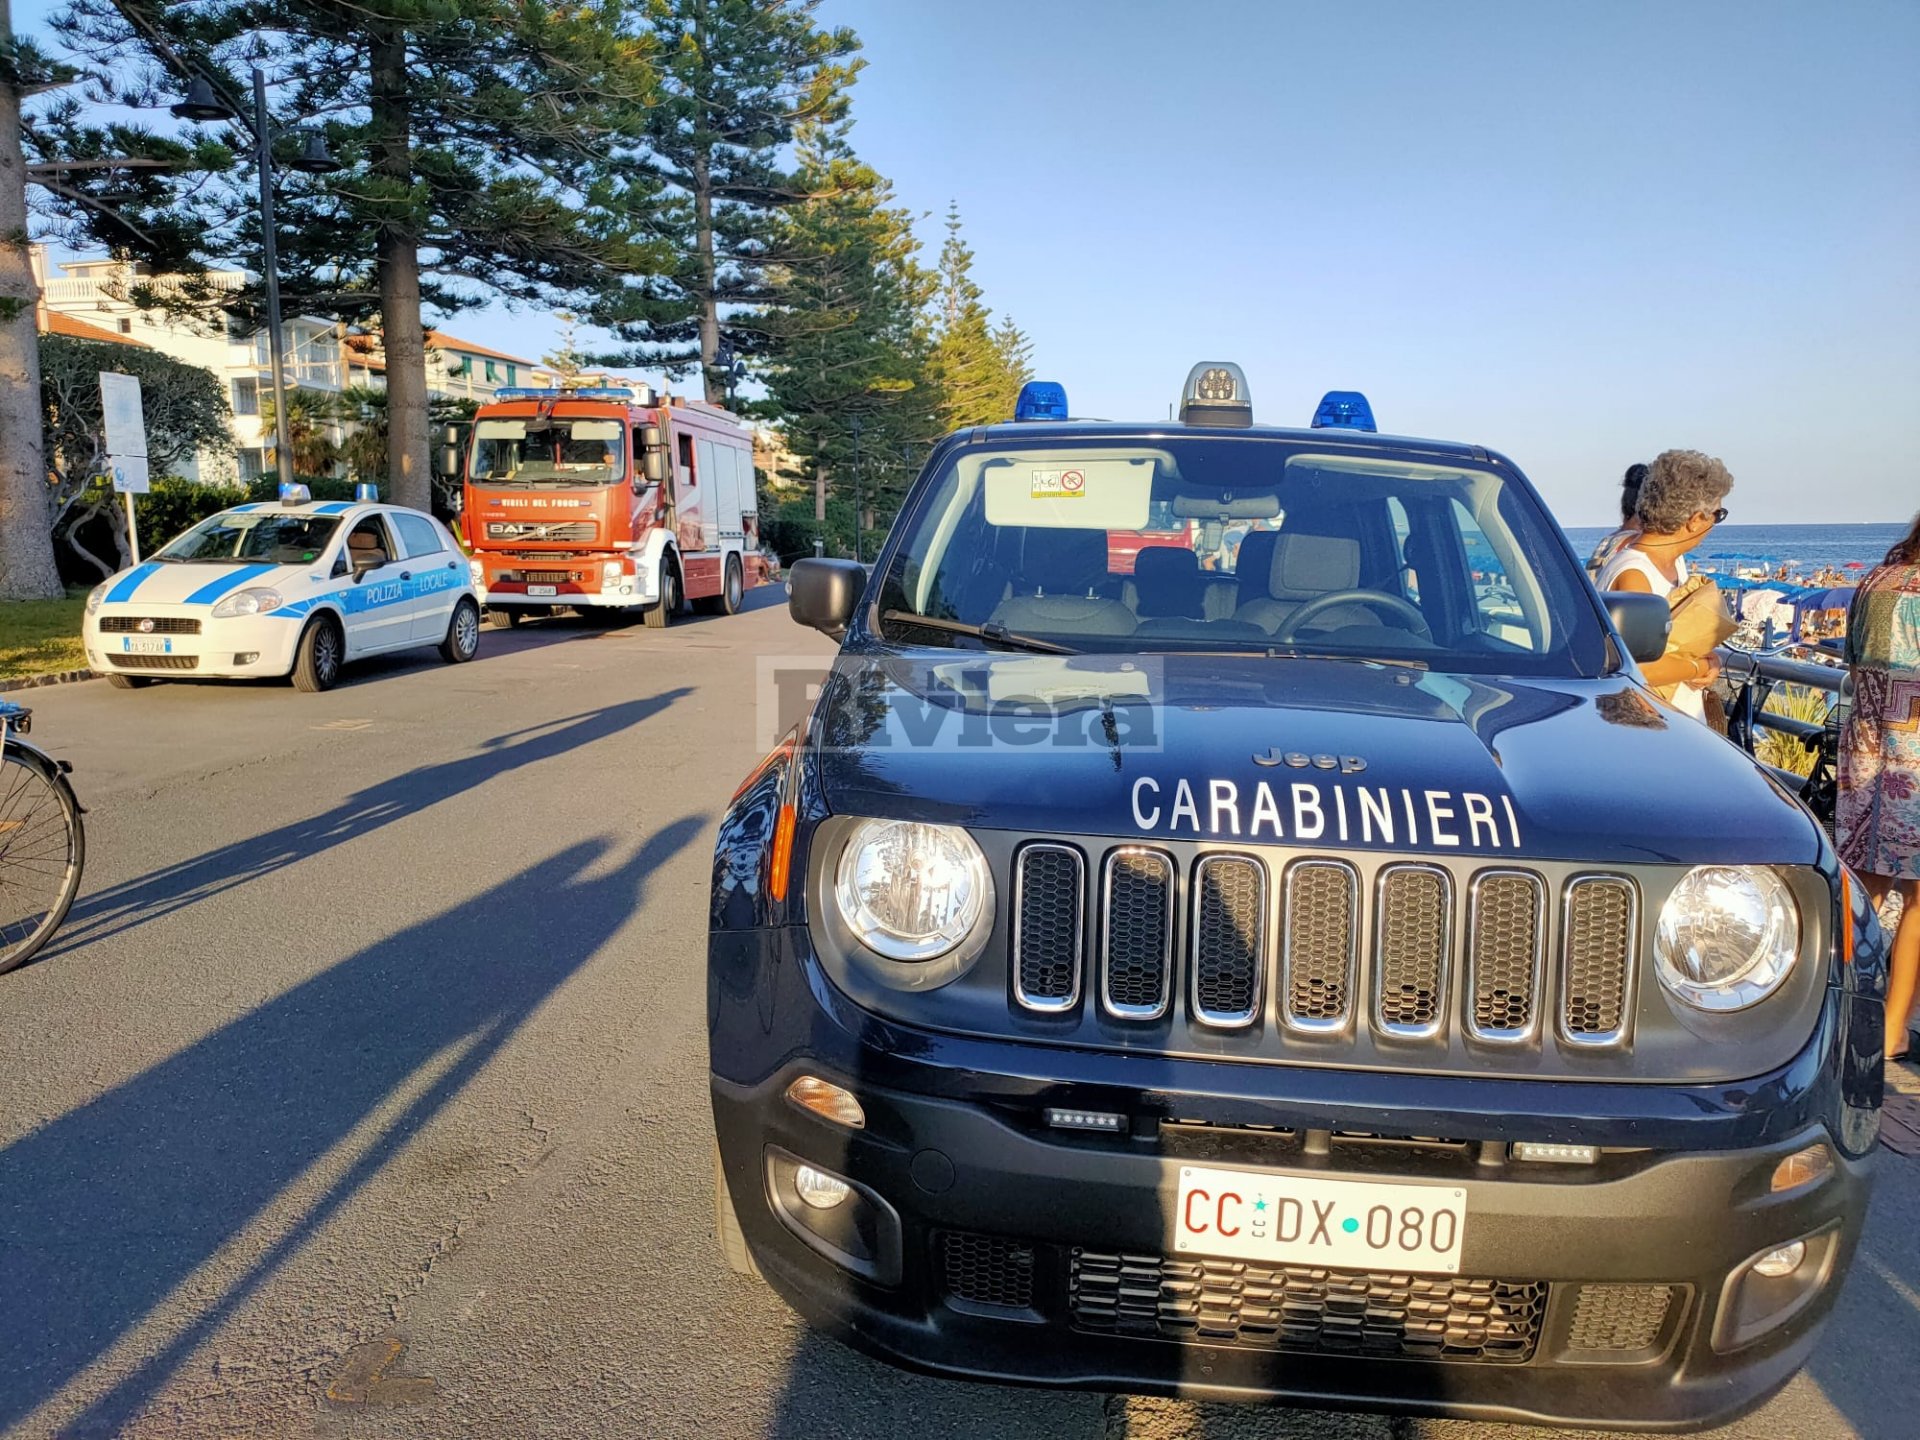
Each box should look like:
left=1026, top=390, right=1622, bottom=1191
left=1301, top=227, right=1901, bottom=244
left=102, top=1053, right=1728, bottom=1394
left=1253, top=747, right=1366, bottom=774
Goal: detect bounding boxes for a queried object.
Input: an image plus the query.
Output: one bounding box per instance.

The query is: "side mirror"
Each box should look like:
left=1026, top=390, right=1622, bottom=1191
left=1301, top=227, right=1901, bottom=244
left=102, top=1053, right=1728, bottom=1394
left=640, top=426, right=666, bottom=484
left=788, top=558, right=867, bottom=638
left=436, top=445, right=461, bottom=478
left=1604, top=591, right=1672, bottom=665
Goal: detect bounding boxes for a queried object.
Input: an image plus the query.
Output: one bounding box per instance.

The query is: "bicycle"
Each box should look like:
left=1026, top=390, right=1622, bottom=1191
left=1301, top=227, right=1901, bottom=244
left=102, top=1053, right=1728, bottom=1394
left=0, top=698, right=86, bottom=976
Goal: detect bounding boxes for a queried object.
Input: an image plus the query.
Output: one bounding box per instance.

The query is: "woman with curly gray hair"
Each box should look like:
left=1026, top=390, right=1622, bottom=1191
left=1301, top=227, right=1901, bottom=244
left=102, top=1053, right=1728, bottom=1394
left=1597, top=449, right=1734, bottom=720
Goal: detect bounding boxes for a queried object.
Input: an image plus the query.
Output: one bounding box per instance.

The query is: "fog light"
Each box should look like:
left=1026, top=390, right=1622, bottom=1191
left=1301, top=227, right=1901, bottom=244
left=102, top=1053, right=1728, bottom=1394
left=234, top=652, right=260, bottom=665
left=1770, top=1143, right=1832, bottom=1194
left=1511, top=1141, right=1599, bottom=1165
left=793, top=1164, right=851, bottom=1210
left=785, top=1075, right=866, bottom=1129
left=1751, top=1241, right=1806, bottom=1279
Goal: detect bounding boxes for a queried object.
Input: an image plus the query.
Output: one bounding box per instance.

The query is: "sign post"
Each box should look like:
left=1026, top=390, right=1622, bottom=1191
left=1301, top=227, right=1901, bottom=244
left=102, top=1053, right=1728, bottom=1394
left=99, top=371, right=150, bottom=564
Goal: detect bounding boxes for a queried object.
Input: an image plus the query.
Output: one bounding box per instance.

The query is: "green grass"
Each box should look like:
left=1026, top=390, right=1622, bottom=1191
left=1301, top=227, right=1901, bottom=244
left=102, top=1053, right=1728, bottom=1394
left=0, top=590, right=90, bottom=682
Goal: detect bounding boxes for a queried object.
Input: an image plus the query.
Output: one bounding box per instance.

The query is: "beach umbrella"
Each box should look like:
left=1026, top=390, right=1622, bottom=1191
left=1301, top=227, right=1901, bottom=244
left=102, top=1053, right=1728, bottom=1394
left=1846, top=561, right=1865, bottom=570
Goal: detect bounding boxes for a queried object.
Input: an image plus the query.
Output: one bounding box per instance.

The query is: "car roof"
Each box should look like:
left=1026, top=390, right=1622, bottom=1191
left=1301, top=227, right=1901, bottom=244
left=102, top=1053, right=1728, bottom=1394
left=222, top=501, right=439, bottom=521
left=963, top=418, right=1491, bottom=463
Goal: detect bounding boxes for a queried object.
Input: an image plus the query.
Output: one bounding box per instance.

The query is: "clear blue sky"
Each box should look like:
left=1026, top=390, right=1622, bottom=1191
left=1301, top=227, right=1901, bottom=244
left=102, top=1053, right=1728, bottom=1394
left=21, top=0, right=1919, bottom=523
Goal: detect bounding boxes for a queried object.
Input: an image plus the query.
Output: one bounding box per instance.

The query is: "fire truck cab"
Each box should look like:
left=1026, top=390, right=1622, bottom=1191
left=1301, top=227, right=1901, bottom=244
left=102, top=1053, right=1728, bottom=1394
left=464, top=383, right=768, bottom=627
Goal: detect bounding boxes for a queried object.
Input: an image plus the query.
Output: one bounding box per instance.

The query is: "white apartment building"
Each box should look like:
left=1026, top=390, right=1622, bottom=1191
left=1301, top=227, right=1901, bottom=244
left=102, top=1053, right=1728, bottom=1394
left=32, top=248, right=540, bottom=485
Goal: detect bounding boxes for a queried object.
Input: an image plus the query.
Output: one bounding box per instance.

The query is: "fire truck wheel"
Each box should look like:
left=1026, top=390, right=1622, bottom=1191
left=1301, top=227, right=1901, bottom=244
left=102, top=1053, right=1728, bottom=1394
left=440, top=599, right=481, bottom=663
left=642, top=559, right=680, bottom=629
left=713, top=1141, right=762, bottom=1280
left=495, top=607, right=521, bottom=629
left=292, top=616, right=344, bottom=693
left=719, top=555, right=744, bottom=616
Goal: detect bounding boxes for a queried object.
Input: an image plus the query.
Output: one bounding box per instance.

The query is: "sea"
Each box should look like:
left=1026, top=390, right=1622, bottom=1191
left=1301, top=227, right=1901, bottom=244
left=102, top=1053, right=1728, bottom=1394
left=1559, top=523, right=1909, bottom=577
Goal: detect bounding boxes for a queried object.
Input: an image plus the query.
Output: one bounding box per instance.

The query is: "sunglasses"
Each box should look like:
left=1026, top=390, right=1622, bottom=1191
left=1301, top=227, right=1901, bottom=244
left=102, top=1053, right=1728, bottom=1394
left=1701, top=507, right=1729, bottom=525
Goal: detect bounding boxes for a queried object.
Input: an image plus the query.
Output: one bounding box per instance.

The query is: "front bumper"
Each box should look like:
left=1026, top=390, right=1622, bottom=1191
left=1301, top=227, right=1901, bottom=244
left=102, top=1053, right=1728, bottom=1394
left=85, top=608, right=301, bottom=679
left=709, top=927, right=1876, bottom=1432
left=475, top=554, right=653, bottom=609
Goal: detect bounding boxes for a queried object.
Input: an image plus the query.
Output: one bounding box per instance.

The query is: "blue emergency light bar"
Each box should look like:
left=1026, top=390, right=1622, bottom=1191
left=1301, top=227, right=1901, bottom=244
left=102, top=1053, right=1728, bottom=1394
left=278, top=482, right=312, bottom=506
left=1312, top=391, right=1376, bottom=432
left=1013, top=381, right=1069, bottom=422
left=493, top=386, right=646, bottom=403
left=353, top=482, right=379, bottom=502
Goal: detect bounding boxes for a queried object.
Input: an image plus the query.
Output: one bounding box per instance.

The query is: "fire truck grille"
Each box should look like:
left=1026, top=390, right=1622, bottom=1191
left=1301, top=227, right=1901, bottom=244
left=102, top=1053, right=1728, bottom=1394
left=1191, top=856, right=1264, bottom=1025
left=99, top=616, right=201, bottom=634
left=1070, top=1251, right=1545, bottom=1362
left=1103, top=849, right=1174, bottom=1017
left=1013, top=845, right=1082, bottom=1010
left=486, top=522, right=596, bottom=543
left=1375, top=866, right=1450, bottom=1034
left=1562, top=878, right=1636, bottom=1043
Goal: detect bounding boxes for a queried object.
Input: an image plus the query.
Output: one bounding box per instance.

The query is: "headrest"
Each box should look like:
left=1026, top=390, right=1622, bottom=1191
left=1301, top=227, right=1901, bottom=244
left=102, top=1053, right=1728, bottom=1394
left=348, top=531, right=382, bottom=552
left=1235, top=529, right=1278, bottom=585
left=1270, top=531, right=1361, bottom=596
left=1132, top=545, right=1203, bottom=618
left=1013, top=527, right=1109, bottom=595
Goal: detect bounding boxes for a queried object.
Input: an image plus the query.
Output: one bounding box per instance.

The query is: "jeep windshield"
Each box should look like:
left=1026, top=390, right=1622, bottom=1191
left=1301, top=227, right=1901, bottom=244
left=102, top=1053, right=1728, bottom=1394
left=871, top=435, right=1611, bottom=677
left=154, top=511, right=342, bottom=565
left=469, top=416, right=626, bottom=488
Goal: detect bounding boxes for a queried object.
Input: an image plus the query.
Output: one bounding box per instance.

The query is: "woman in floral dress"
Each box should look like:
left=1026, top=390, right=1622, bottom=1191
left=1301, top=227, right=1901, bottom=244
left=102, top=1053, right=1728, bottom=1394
left=1837, top=512, right=1920, bottom=1061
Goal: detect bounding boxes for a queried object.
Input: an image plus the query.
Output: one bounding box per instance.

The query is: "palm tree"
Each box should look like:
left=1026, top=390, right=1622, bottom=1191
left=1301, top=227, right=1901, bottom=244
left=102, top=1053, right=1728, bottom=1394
left=258, top=387, right=346, bottom=477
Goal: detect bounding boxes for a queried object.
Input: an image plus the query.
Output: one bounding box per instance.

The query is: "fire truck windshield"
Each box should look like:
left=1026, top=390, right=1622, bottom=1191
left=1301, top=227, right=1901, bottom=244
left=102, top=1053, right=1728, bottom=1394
left=469, top=417, right=627, bottom=488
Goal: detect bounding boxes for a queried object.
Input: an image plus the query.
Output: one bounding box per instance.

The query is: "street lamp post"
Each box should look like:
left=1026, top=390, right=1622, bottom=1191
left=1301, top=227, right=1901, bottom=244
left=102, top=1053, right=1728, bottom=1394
left=172, top=69, right=338, bottom=493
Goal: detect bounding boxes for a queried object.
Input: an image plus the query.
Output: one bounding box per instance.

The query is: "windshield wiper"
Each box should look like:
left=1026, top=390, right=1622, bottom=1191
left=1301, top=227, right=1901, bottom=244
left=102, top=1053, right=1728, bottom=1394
left=1269, top=648, right=1431, bottom=671
left=879, top=610, right=1078, bottom=655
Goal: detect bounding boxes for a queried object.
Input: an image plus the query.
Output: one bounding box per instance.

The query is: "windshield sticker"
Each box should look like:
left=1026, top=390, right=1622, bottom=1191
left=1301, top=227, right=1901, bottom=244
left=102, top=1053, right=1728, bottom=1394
left=1130, top=776, right=1523, bottom=851
left=1029, top=468, right=1086, bottom=499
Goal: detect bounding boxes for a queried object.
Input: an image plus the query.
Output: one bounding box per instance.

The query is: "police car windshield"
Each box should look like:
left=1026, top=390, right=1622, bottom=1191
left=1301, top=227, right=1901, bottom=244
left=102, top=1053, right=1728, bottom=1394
left=469, top=416, right=626, bottom=488
left=154, top=511, right=342, bottom=566
left=873, top=437, right=1610, bottom=677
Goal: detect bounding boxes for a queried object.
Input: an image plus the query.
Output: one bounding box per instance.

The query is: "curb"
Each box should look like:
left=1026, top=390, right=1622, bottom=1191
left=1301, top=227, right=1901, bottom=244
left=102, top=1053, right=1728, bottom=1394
left=0, top=669, right=97, bottom=694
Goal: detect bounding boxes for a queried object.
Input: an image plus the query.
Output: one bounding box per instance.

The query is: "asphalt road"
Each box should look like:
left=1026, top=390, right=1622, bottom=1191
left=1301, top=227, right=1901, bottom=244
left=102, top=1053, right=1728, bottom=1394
left=2, top=589, right=1916, bottom=1440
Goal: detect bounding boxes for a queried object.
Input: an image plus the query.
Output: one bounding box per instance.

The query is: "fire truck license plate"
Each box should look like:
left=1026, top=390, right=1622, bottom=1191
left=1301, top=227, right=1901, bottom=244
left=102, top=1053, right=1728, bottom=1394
left=1174, top=1164, right=1466, bottom=1274
left=526, top=585, right=557, bottom=597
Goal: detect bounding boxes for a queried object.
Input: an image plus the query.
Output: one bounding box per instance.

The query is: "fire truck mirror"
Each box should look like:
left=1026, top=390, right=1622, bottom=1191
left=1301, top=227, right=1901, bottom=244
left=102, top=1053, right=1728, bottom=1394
left=642, top=445, right=667, bottom=485
left=436, top=443, right=461, bottom=478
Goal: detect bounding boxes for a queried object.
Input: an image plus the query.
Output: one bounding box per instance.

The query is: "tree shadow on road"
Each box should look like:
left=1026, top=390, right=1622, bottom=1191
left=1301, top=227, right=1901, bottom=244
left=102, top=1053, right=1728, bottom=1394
left=38, top=690, right=690, bottom=960
left=0, top=819, right=703, bottom=1438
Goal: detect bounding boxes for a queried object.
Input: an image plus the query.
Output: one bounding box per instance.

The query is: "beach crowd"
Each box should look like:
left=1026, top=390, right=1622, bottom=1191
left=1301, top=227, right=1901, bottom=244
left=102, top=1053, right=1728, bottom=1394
left=1584, top=453, right=1920, bottom=1066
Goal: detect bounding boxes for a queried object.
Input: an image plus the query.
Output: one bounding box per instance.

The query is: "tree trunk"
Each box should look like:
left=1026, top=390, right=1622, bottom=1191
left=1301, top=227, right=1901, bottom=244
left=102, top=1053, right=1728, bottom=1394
left=370, top=23, right=431, bottom=511
left=813, top=462, right=826, bottom=523
left=693, top=153, right=720, bottom=404
left=0, top=1, right=65, bottom=599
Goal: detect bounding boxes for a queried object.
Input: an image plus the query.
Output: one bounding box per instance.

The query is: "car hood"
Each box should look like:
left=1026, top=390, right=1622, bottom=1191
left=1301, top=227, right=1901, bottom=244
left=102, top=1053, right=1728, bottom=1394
left=96, top=559, right=311, bottom=608
left=811, top=648, right=1822, bottom=867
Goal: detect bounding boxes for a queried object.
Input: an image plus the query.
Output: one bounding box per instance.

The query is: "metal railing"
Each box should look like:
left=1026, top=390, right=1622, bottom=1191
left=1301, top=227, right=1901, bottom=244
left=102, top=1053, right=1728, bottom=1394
left=1719, top=642, right=1847, bottom=827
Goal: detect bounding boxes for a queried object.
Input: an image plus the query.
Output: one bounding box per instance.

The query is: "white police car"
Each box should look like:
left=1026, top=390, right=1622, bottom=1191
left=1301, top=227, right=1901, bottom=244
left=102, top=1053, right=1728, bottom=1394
left=83, top=489, right=481, bottom=693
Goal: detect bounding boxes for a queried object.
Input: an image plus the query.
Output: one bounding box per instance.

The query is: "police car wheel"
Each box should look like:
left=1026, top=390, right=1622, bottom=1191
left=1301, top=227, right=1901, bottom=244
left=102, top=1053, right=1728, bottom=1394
left=712, top=1141, right=762, bottom=1280
left=642, top=560, right=679, bottom=629
left=292, top=617, right=343, bottom=693
left=441, top=599, right=481, bottom=663
left=105, top=673, right=155, bottom=690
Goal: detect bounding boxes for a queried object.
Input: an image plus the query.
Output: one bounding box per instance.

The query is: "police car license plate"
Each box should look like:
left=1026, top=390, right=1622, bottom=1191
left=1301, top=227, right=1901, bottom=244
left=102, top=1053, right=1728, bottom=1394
left=526, top=585, right=557, bottom=597
left=120, top=636, right=170, bottom=655
left=1174, top=1164, right=1466, bottom=1274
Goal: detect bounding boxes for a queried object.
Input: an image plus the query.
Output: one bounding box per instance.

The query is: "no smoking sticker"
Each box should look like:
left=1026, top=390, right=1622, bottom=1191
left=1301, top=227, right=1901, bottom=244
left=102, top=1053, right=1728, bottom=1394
left=1030, top=468, right=1087, bottom=499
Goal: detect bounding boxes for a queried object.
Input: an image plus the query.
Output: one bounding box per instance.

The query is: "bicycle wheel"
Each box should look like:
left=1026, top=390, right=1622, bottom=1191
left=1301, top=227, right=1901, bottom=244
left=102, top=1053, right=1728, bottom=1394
left=0, top=747, right=85, bottom=975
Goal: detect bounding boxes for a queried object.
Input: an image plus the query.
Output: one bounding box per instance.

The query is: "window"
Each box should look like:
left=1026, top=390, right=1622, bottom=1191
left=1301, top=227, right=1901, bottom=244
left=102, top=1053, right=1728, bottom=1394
left=155, top=511, right=342, bottom=564
left=504, top=365, right=516, bottom=386
left=678, top=433, right=696, bottom=483
left=1448, top=498, right=1537, bottom=651
left=238, top=449, right=266, bottom=482
left=484, top=360, right=499, bottom=382
left=232, top=378, right=260, bottom=416
left=393, top=513, right=444, bottom=559
left=344, top=516, right=396, bottom=570
left=117, top=318, right=132, bottom=335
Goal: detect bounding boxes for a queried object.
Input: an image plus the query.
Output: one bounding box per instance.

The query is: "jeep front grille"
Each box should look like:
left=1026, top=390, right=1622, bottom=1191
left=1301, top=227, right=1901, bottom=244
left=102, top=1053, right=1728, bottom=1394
left=1006, top=844, right=1642, bottom=1056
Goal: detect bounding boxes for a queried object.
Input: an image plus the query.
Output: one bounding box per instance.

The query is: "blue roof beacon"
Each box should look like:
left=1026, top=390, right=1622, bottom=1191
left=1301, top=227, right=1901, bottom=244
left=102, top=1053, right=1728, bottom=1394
left=353, top=482, right=379, bottom=502
left=1012, top=381, right=1069, bottom=422
left=278, top=482, right=312, bottom=506
left=1312, top=390, right=1377, bottom=432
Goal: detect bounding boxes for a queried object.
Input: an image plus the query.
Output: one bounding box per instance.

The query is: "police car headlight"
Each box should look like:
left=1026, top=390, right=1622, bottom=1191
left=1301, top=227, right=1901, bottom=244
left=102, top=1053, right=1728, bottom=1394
left=1654, top=866, right=1799, bottom=1011
left=86, top=581, right=109, bottom=616
left=833, top=819, right=991, bottom=962
left=210, top=586, right=285, bottom=618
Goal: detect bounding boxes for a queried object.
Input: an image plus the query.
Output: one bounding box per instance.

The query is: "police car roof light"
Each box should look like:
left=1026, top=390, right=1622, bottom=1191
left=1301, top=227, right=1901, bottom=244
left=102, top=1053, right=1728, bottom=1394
left=1179, top=362, right=1253, bottom=428
left=279, top=482, right=312, bottom=506
left=493, top=386, right=639, bottom=403
left=1311, top=390, right=1377, bottom=432
left=1013, top=381, right=1069, bottom=422
left=353, top=482, right=379, bottom=502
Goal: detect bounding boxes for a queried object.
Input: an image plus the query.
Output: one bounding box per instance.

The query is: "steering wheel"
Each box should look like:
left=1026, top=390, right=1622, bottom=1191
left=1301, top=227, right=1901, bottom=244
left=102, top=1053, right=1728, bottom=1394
left=1272, top=588, right=1432, bottom=643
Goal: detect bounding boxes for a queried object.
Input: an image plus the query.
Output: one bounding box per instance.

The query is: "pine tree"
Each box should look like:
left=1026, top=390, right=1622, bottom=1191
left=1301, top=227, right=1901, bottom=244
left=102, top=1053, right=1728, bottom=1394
left=29, top=0, right=663, bottom=510
left=592, top=0, right=861, bottom=403
left=925, top=204, right=1030, bottom=429
left=754, top=124, right=933, bottom=547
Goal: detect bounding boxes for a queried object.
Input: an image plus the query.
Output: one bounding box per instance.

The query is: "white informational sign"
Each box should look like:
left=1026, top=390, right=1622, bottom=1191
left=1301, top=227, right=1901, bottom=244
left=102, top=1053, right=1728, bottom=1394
left=110, top=455, right=151, bottom=495
left=99, top=371, right=148, bottom=458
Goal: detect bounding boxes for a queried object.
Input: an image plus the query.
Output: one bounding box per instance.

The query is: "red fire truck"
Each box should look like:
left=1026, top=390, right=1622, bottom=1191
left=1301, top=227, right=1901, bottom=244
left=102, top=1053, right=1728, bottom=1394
left=462, top=383, right=769, bottom=627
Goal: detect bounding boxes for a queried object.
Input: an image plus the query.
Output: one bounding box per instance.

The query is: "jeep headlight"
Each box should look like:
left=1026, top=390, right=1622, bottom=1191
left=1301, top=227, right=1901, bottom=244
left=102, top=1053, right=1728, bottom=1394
left=86, top=581, right=109, bottom=615
left=1654, top=866, right=1799, bottom=1011
left=210, top=586, right=284, bottom=618
left=834, top=819, right=991, bottom=962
